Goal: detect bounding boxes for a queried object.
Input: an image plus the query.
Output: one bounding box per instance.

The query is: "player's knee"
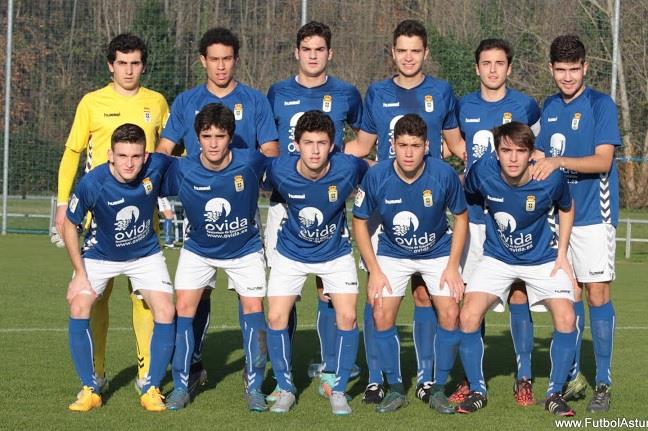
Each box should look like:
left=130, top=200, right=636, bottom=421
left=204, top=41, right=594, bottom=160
left=372, top=308, right=394, bottom=331
left=240, top=297, right=264, bottom=314
left=508, top=285, right=528, bottom=304
left=459, top=308, right=481, bottom=333
left=412, top=285, right=431, bottom=306
left=175, top=298, right=197, bottom=318
left=153, top=301, right=175, bottom=324
left=69, top=300, right=91, bottom=319
left=585, top=285, right=610, bottom=307
left=267, top=311, right=288, bottom=330
left=336, top=310, right=357, bottom=331
left=437, top=305, right=459, bottom=331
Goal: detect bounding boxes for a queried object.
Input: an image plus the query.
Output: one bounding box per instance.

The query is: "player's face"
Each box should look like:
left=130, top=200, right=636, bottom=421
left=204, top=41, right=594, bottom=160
left=476, top=48, right=511, bottom=91
left=295, top=131, right=334, bottom=173
left=108, top=50, right=144, bottom=93
left=199, top=125, right=231, bottom=166
left=392, top=134, right=428, bottom=175
left=392, top=36, right=428, bottom=78
left=201, top=43, right=238, bottom=89
left=496, top=137, right=531, bottom=181
left=108, top=142, right=147, bottom=183
left=550, top=61, right=588, bottom=101
left=295, top=36, right=332, bottom=78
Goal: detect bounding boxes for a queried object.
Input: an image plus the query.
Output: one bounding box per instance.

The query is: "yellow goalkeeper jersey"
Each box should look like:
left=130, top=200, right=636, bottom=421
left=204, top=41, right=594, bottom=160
left=58, top=84, right=169, bottom=203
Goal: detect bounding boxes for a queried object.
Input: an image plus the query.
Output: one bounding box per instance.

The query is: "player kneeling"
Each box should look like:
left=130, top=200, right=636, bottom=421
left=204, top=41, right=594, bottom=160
left=353, top=114, right=468, bottom=414
left=63, top=124, right=175, bottom=412
left=456, top=122, right=577, bottom=416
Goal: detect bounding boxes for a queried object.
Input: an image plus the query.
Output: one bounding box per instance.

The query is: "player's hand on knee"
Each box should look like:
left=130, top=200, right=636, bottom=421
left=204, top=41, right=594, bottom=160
left=67, top=274, right=95, bottom=304
left=368, top=271, right=390, bottom=308
left=551, top=254, right=577, bottom=290
left=440, top=267, right=464, bottom=303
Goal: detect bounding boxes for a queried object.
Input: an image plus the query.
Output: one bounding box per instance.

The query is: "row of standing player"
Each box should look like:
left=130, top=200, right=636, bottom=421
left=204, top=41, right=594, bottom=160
left=55, top=19, right=618, bottom=416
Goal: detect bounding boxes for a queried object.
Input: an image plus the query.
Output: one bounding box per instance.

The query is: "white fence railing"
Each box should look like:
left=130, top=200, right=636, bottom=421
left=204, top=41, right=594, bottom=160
left=617, top=218, right=648, bottom=258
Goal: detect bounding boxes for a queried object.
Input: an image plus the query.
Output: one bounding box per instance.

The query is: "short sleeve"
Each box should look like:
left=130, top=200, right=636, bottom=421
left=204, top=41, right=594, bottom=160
left=254, top=93, right=279, bottom=146
left=66, top=178, right=93, bottom=225
left=346, top=86, right=363, bottom=129
left=352, top=170, right=376, bottom=219
left=359, top=85, right=377, bottom=134
left=161, top=157, right=182, bottom=197
left=442, top=85, right=459, bottom=130
left=160, top=94, right=187, bottom=145
left=593, top=96, right=621, bottom=148
left=552, top=172, right=573, bottom=211
left=64, top=96, right=92, bottom=153
left=444, top=167, right=467, bottom=215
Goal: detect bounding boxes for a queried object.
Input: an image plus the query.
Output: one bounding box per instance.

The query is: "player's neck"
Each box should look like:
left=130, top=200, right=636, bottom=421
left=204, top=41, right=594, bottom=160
left=297, top=159, right=330, bottom=181
left=561, top=84, right=586, bottom=104
left=500, top=169, right=531, bottom=187
left=200, top=151, right=232, bottom=172
left=393, top=72, right=425, bottom=89
left=296, top=73, right=327, bottom=88
left=480, top=84, right=506, bottom=102
left=393, top=160, right=425, bottom=184
left=111, top=82, right=140, bottom=97
left=206, top=79, right=237, bottom=98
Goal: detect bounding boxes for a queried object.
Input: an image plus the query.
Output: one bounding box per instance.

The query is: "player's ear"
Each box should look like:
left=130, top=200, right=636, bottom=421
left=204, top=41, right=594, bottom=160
left=107, top=62, right=114, bottom=74
left=506, top=63, right=512, bottom=78
left=423, top=47, right=429, bottom=61
left=108, top=148, right=114, bottom=164
left=475, top=62, right=480, bottom=77
left=582, top=61, right=589, bottom=76
left=200, top=55, right=207, bottom=69
left=144, top=151, right=150, bottom=163
left=294, top=47, right=300, bottom=61
left=327, top=48, right=333, bottom=61
left=425, top=139, right=430, bottom=153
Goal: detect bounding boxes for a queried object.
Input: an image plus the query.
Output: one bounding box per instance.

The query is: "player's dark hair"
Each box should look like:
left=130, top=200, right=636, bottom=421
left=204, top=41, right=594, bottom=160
left=296, top=21, right=332, bottom=49
left=393, top=19, right=427, bottom=49
left=493, top=121, right=535, bottom=153
left=294, top=110, right=335, bottom=143
left=199, top=27, right=240, bottom=58
left=475, top=38, right=513, bottom=64
left=550, top=34, right=586, bottom=64
left=393, top=114, right=427, bottom=141
left=107, top=33, right=148, bottom=66
left=194, top=103, right=236, bottom=138
left=111, top=123, right=146, bottom=149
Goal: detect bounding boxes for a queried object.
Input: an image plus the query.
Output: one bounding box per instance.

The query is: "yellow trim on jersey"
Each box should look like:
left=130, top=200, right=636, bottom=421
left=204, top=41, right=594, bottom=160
left=57, top=83, right=169, bottom=203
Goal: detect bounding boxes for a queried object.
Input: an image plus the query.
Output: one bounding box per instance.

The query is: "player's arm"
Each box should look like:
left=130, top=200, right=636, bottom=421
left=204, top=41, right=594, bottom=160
left=54, top=148, right=83, bottom=239
left=440, top=209, right=467, bottom=303
left=344, top=130, right=377, bottom=158
left=352, top=216, right=391, bottom=308
left=442, top=127, right=466, bottom=161
left=156, top=137, right=177, bottom=155
left=531, top=144, right=615, bottom=181
left=259, top=140, right=279, bottom=157
left=62, top=217, right=93, bottom=304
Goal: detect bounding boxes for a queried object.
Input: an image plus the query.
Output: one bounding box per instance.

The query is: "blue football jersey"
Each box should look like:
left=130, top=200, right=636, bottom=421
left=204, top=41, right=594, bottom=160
left=536, top=86, right=621, bottom=227
left=359, top=75, right=459, bottom=161
left=458, top=88, right=541, bottom=224
left=67, top=153, right=172, bottom=261
left=161, top=149, right=265, bottom=259
left=161, top=83, right=278, bottom=156
left=266, top=152, right=368, bottom=263
left=464, top=156, right=572, bottom=265
left=353, top=158, right=466, bottom=259
left=267, top=76, right=362, bottom=154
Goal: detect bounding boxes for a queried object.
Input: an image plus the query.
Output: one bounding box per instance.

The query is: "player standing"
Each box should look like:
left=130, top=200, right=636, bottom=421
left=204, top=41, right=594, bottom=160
left=63, top=124, right=175, bottom=412
left=54, top=33, right=169, bottom=393
left=157, top=27, right=279, bottom=394
left=353, top=114, right=467, bottom=414
left=345, top=19, right=465, bottom=404
left=455, top=38, right=541, bottom=405
left=266, top=21, right=363, bottom=391
left=533, top=35, right=621, bottom=412
left=457, top=122, right=577, bottom=416
left=264, top=111, right=367, bottom=415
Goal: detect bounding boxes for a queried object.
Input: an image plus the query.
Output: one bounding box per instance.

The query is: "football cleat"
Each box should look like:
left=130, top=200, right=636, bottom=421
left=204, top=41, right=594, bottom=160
left=415, top=381, right=434, bottom=403
left=140, top=386, right=166, bottom=412
left=134, top=377, right=146, bottom=395
left=455, top=391, right=487, bottom=414
left=586, top=384, right=611, bottom=413
left=545, top=392, right=575, bottom=416
left=448, top=380, right=470, bottom=403
left=562, top=372, right=588, bottom=401
left=362, top=383, right=385, bottom=404
left=428, top=387, right=454, bottom=414
left=308, top=363, right=361, bottom=380
left=187, top=362, right=208, bottom=397
left=265, top=383, right=281, bottom=403
left=69, top=386, right=102, bottom=412
left=166, top=388, right=190, bottom=411
left=245, top=389, right=268, bottom=412
left=376, top=391, right=408, bottom=413
left=318, top=372, right=336, bottom=398
left=269, top=390, right=296, bottom=413
left=77, top=375, right=108, bottom=399
left=513, top=379, right=535, bottom=406
left=330, top=391, right=352, bottom=415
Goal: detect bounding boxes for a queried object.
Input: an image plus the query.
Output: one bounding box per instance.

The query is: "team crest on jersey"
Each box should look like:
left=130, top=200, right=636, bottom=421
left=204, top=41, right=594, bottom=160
left=423, top=189, right=433, bottom=207
left=525, top=195, right=536, bottom=212
left=143, top=108, right=152, bottom=123
left=142, top=178, right=153, bottom=195
left=354, top=189, right=365, bottom=207
left=503, top=112, right=513, bottom=124
left=571, top=113, right=581, bottom=130
left=234, top=175, right=245, bottom=192
left=234, top=104, right=243, bottom=120
left=322, top=95, right=332, bottom=113
left=328, top=185, right=338, bottom=202
left=424, top=95, right=434, bottom=112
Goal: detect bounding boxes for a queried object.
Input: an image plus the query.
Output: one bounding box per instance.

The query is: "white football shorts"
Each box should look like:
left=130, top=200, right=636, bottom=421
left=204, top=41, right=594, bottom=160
left=377, top=254, right=453, bottom=298
left=263, top=201, right=288, bottom=268
left=460, top=222, right=486, bottom=285
left=569, top=223, right=616, bottom=283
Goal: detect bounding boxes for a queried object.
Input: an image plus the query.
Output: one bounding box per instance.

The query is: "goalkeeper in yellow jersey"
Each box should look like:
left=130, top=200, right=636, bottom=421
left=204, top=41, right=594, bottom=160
left=54, top=33, right=169, bottom=393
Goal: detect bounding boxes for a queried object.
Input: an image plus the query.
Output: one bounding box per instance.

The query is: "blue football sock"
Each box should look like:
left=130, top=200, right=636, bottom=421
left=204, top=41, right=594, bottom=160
left=287, top=304, right=297, bottom=344
left=172, top=316, right=194, bottom=391
left=509, top=302, right=534, bottom=380
left=242, top=312, right=267, bottom=392
left=547, top=330, right=577, bottom=397
left=317, top=299, right=337, bottom=372
left=363, top=302, right=382, bottom=384
left=163, top=219, right=173, bottom=244
left=333, top=327, right=359, bottom=392
left=569, top=300, right=585, bottom=380
left=433, top=327, right=460, bottom=387
left=590, top=301, right=615, bottom=386
left=192, top=297, right=211, bottom=363
left=459, top=329, right=486, bottom=395
left=69, top=317, right=98, bottom=391
left=374, top=326, right=402, bottom=388
left=413, top=305, right=437, bottom=384
left=267, top=327, right=293, bottom=392
left=144, top=321, right=175, bottom=392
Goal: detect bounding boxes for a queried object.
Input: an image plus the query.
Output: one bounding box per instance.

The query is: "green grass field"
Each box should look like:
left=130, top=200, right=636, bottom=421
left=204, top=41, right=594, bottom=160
left=0, top=234, right=647, bottom=430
